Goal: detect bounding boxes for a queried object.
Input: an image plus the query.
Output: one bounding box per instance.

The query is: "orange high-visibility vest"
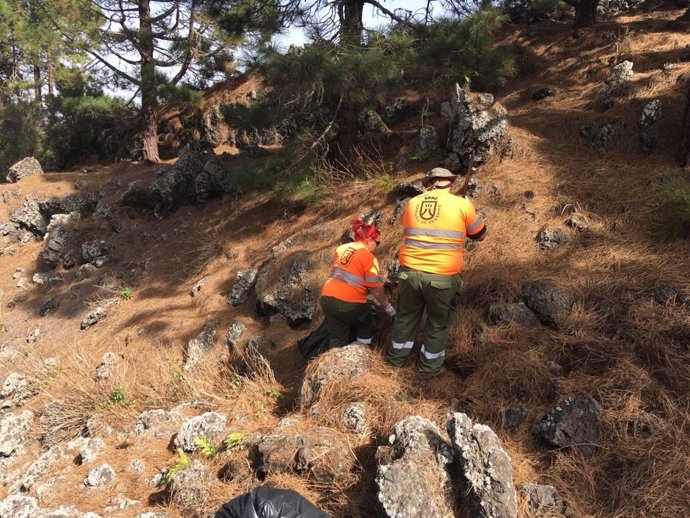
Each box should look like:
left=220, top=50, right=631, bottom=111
left=399, top=189, right=484, bottom=275
left=321, top=241, right=383, bottom=303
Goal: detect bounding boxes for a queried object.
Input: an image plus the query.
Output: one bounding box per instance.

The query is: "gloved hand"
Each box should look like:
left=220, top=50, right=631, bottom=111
left=384, top=303, right=396, bottom=318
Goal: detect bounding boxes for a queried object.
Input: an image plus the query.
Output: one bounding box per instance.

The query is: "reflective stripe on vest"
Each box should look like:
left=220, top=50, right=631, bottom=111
left=404, top=228, right=464, bottom=239
left=330, top=267, right=365, bottom=287
left=404, top=239, right=461, bottom=250
left=467, top=219, right=484, bottom=233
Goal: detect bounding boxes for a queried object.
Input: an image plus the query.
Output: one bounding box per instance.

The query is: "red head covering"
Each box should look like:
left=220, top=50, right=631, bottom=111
left=351, top=218, right=380, bottom=242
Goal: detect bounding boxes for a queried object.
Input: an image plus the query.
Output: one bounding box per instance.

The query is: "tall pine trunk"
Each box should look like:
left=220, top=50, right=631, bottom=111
left=139, top=1, right=161, bottom=163
left=46, top=47, right=54, bottom=98
left=33, top=56, right=41, bottom=103
left=682, top=82, right=690, bottom=170
left=335, top=0, right=364, bottom=164
left=574, top=0, right=600, bottom=28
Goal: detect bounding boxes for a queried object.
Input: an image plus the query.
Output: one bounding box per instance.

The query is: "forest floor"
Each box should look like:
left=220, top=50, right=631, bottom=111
left=1, top=8, right=689, bottom=518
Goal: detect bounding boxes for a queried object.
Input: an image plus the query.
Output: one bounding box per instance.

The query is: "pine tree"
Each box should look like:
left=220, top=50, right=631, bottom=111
left=73, top=1, right=238, bottom=163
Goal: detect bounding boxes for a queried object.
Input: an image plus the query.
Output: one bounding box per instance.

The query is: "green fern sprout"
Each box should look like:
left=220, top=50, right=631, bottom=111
left=224, top=432, right=246, bottom=450
left=163, top=449, right=191, bottom=483
left=195, top=435, right=223, bottom=457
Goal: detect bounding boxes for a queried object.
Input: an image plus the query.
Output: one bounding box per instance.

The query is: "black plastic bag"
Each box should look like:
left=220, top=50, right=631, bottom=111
left=213, top=486, right=328, bottom=518
left=297, top=321, right=332, bottom=360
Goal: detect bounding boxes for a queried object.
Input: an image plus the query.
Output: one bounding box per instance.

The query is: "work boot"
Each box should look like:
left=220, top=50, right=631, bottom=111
left=417, top=365, right=447, bottom=378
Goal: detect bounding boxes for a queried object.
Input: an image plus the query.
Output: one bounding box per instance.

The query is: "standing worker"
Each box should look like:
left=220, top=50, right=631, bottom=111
left=320, top=218, right=396, bottom=348
left=387, top=167, right=486, bottom=376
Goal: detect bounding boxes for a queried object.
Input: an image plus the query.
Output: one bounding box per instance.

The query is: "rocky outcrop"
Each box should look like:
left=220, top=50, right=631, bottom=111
left=175, top=412, right=227, bottom=453
left=0, top=411, right=34, bottom=457
left=255, top=237, right=318, bottom=328
left=229, top=268, right=258, bottom=307
left=120, top=149, right=234, bottom=216
left=258, top=417, right=355, bottom=483
left=376, top=416, right=455, bottom=518
left=183, top=320, right=220, bottom=371
left=300, top=344, right=372, bottom=407
left=6, top=157, right=43, bottom=182
left=640, top=99, right=662, bottom=153
left=534, top=394, right=602, bottom=457
left=521, top=281, right=576, bottom=326
left=488, top=303, right=541, bottom=327
left=441, top=85, right=508, bottom=165
left=446, top=413, right=518, bottom=518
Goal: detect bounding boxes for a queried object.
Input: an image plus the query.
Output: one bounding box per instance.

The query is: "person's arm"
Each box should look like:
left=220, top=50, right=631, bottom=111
left=464, top=201, right=486, bottom=241
left=371, top=286, right=396, bottom=317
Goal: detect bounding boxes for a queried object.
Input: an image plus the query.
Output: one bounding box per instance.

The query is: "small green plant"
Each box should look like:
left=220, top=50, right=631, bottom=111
left=163, top=449, right=191, bottom=484
left=265, top=387, right=282, bottom=399
left=378, top=174, right=394, bottom=193
left=195, top=435, right=223, bottom=457
left=224, top=432, right=246, bottom=450
left=120, top=286, right=132, bottom=300
left=655, top=178, right=690, bottom=240
left=99, top=385, right=136, bottom=409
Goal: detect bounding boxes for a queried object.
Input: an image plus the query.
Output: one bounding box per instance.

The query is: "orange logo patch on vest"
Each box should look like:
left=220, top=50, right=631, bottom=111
left=339, top=247, right=356, bottom=265
left=419, top=199, right=438, bottom=221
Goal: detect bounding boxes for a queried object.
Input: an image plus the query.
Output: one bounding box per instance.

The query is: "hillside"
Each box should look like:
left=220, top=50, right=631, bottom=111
left=1, top=9, right=689, bottom=518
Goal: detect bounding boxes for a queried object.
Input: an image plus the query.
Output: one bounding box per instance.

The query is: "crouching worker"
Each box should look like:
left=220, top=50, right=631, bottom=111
left=319, top=218, right=396, bottom=348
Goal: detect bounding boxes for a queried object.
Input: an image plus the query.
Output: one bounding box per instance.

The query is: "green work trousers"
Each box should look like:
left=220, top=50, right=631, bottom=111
left=387, top=269, right=461, bottom=375
left=319, top=296, right=374, bottom=348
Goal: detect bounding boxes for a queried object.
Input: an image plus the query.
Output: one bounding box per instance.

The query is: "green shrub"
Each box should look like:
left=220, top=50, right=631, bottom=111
left=655, top=178, right=690, bottom=240
left=0, top=101, right=51, bottom=180
left=415, top=10, right=516, bottom=90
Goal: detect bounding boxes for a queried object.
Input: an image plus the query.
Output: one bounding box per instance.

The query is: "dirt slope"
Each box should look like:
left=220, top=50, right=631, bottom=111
left=1, top=9, right=689, bottom=518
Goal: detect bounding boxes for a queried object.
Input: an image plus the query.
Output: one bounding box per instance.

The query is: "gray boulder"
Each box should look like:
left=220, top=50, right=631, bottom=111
left=13, top=445, right=63, bottom=492
left=84, top=464, right=116, bottom=487
left=376, top=416, right=454, bottom=518
left=441, top=85, right=508, bottom=164
left=521, top=484, right=569, bottom=517
left=534, top=394, right=602, bottom=457
left=169, top=460, right=211, bottom=516
left=193, top=160, right=235, bottom=203
left=258, top=417, right=355, bottom=484
left=497, top=407, right=529, bottom=431
left=202, top=106, right=224, bottom=147
left=640, top=99, right=662, bottom=153
left=6, top=157, right=43, bottom=183
left=175, top=412, right=227, bottom=453
left=94, top=352, right=117, bottom=381
left=226, top=321, right=246, bottom=352
left=80, top=240, right=112, bottom=266
left=600, top=60, right=633, bottom=101
left=488, top=303, right=541, bottom=327
left=0, top=411, right=34, bottom=457
left=78, top=438, right=106, bottom=464
left=446, top=413, right=518, bottom=518
left=135, top=409, right=169, bottom=435
left=80, top=306, right=109, bottom=330
left=0, top=495, right=39, bottom=518
left=521, top=281, right=575, bottom=326
left=343, top=403, right=367, bottom=435
left=537, top=227, right=569, bottom=250
left=229, top=268, right=258, bottom=307
left=359, top=108, right=390, bottom=133
left=10, top=198, right=48, bottom=236
left=580, top=121, right=615, bottom=153
left=255, top=241, right=316, bottom=328
left=415, top=126, right=439, bottom=159
left=183, top=320, right=220, bottom=371
left=300, top=344, right=372, bottom=407
left=1, top=373, right=38, bottom=408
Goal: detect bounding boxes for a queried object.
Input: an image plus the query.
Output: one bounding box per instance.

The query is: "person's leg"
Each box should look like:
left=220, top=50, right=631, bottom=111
left=352, top=303, right=375, bottom=346
left=320, top=296, right=356, bottom=348
left=387, top=270, right=425, bottom=367
left=417, top=273, right=461, bottom=375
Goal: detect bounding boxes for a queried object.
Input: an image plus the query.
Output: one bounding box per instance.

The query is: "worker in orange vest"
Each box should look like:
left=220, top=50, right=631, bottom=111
left=386, top=167, right=486, bottom=376
left=320, top=219, right=396, bottom=348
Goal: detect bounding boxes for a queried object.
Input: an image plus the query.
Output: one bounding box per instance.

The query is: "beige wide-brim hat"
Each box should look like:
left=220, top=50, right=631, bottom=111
left=423, top=167, right=457, bottom=185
